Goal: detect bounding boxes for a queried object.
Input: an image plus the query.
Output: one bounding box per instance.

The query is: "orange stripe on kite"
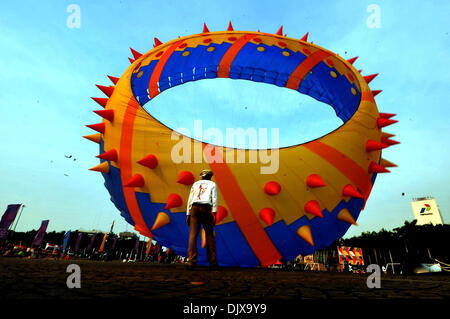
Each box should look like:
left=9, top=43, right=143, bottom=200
left=218, top=34, right=257, bottom=78
left=203, top=145, right=282, bottom=266
left=120, top=97, right=152, bottom=237
left=286, top=50, right=331, bottom=90
left=303, top=141, right=373, bottom=199
left=148, top=40, right=185, bottom=99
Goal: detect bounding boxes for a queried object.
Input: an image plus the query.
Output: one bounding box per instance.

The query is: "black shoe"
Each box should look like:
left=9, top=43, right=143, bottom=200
left=209, top=264, right=221, bottom=271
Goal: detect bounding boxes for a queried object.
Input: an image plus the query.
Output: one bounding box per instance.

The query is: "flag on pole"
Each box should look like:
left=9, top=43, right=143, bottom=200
left=146, top=237, right=152, bottom=255
left=135, top=236, right=140, bottom=254
left=32, top=220, right=49, bottom=247
left=0, top=204, right=22, bottom=239
left=111, top=234, right=118, bottom=250
left=62, top=230, right=71, bottom=251
left=87, top=234, right=96, bottom=251
left=98, top=233, right=108, bottom=253
left=75, top=233, right=83, bottom=252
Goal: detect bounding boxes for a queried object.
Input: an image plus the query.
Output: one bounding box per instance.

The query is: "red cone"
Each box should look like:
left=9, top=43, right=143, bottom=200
left=96, top=85, right=114, bottom=97
left=259, top=208, right=276, bottom=226
left=177, top=171, right=195, bottom=185
left=124, top=174, right=145, bottom=187
left=91, top=97, right=108, bottom=108
left=381, top=137, right=400, bottom=146
left=264, top=181, right=281, bottom=195
left=366, top=140, right=388, bottom=152
left=216, top=206, right=228, bottom=224
left=165, top=194, right=182, bottom=209
left=137, top=154, right=158, bottom=169
left=304, top=200, right=323, bottom=218
left=363, top=73, right=378, bottom=84
left=379, top=112, right=396, bottom=119
left=306, top=174, right=326, bottom=188
left=96, top=149, right=118, bottom=162
left=130, top=47, right=142, bottom=60
left=86, top=123, right=105, bottom=134
left=276, top=26, right=283, bottom=35
left=107, top=75, right=119, bottom=85
left=154, top=37, right=163, bottom=47
left=227, top=21, right=234, bottom=31
left=342, top=184, right=364, bottom=199
left=377, top=118, right=398, bottom=129
left=347, top=56, right=358, bottom=64
left=300, top=32, right=309, bottom=41
left=93, top=109, right=114, bottom=122
left=371, top=90, right=382, bottom=97
left=368, top=162, right=390, bottom=173
left=202, top=23, right=210, bottom=33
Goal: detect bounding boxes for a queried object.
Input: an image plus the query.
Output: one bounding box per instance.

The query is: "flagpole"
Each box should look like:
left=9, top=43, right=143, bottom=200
left=11, top=204, right=25, bottom=232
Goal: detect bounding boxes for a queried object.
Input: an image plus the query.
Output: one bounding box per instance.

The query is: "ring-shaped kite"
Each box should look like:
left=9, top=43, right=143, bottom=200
left=85, top=23, right=398, bottom=267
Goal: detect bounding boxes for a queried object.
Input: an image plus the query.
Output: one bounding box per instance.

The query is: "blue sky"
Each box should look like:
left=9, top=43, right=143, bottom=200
left=0, top=0, right=448, bottom=239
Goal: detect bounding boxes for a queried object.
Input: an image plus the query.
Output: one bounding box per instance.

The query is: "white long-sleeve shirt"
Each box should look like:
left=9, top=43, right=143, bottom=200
left=186, top=179, right=218, bottom=215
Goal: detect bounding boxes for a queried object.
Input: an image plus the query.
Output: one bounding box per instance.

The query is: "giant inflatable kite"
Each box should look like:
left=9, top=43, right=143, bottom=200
left=84, top=23, right=398, bottom=267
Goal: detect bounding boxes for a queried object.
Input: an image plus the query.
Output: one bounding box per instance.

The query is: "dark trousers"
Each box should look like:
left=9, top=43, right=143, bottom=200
left=188, top=203, right=217, bottom=266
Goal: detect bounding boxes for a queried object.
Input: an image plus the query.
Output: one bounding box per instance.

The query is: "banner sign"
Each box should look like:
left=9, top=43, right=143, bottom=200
left=0, top=204, right=21, bottom=239
left=338, top=246, right=364, bottom=265
left=62, top=230, right=71, bottom=251
left=32, top=220, right=49, bottom=247
left=75, top=233, right=83, bottom=252
left=87, top=234, right=96, bottom=251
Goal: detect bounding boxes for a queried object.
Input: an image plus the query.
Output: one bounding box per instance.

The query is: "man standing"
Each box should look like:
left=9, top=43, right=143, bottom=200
left=186, top=169, right=219, bottom=270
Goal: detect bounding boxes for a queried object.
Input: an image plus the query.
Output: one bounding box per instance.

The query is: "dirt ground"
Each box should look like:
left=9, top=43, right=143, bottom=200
left=1, top=257, right=449, bottom=300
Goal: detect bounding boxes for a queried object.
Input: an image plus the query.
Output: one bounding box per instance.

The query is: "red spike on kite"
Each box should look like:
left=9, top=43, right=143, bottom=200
left=381, top=137, right=400, bottom=146
left=128, top=57, right=135, bottom=63
left=306, top=174, right=326, bottom=188
left=96, top=149, right=118, bottom=162
left=264, top=181, right=281, bottom=195
left=177, top=171, right=195, bottom=185
left=215, top=206, right=228, bottom=224
left=124, top=174, right=145, bottom=188
left=259, top=208, right=276, bottom=226
left=347, top=56, right=358, bottom=64
left=130, top=47, right=142, bottom=60
left=377, top=118, right=398, bottom=129
left=203, top=23, right=210, bottom=33
left=91, top=97, right=108, bottom=108
left=137, top=154, right=158, bottom=169
left=107, top=75, right=119, bottom=85
left=300, top=32, right=309, bottom=41
left=366, top=139, right=388, bottom=152
left=154, top=37, right=163, bottom=47
left=379, top=112, right=396, bottom=119
left=363, top=73, right=378, bottom=84
left=165, top=193, right=182, bottom=209
left=304, top=200, right=323, bottom=218
left=342, top=184, right=364, bottom=199
left=93, top=109, right=114, bottom=122
left=276, top=26, right=283, bottom=35
left=86, top=123, right=105, bottom=134
left=372, top=90, right=382, bottom=97
left=96, top=85, right=114, bottom=97
left=368, top=162, right=390, bottom=173
left=227, top=21, right=234, bottom=31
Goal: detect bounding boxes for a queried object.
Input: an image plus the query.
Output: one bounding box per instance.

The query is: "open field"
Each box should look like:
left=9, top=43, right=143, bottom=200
left=1, top=257, right=449, bottom=300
